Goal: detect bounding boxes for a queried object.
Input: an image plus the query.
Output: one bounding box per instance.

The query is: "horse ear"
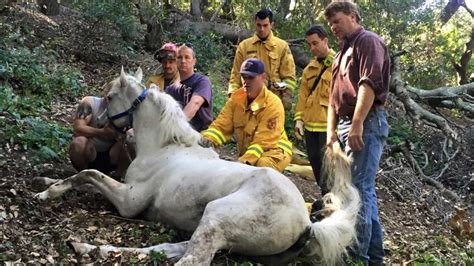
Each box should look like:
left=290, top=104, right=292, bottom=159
left=135, top=67, right=143, bottom=82
left=120, top=66, right=128, bottom=87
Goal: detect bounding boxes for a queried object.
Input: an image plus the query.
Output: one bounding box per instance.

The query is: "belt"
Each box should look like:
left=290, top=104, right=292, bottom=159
left=339, top=105, right=385, bottom=121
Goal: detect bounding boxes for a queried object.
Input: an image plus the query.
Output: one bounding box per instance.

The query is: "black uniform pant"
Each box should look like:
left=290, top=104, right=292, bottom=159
left=304, top=130, right=328, bottom=195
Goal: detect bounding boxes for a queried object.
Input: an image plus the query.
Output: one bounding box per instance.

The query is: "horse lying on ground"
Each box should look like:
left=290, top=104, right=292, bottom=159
left=35, top=68, right=360, bottom=265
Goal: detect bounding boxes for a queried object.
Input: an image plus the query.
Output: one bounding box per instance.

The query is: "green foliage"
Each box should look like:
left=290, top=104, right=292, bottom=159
left=0, top=37, right=84, bottom=113
left=149, top=250, right=167, bottom=262
left=170, top=30, right=233, bottom=75
left=413, top=254, right=448, bottom=265
left=0, top=25, right=84, bottom=162
left=169, top=30, right=234, bottom=114
left=387, top=118, right=420, bottom=145
left=2, top=115, right=72, bottom=161
left=356, top=0, right=472, bottom=88
left=207, top=72, right=229, bottom=117
left=74, top=0, right=143, bottom=43
left=459, top=250, right=474, bottom=264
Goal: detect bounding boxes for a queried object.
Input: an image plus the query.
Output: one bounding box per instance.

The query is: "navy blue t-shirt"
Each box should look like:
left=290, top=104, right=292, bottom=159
left=165, top=73, right=213, bottom=131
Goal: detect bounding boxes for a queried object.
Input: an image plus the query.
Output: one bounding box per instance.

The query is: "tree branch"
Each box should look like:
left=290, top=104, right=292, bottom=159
left=210, top=0, right=226, bottom=22
left=461, top=1, right=474, bottom=18
left=398, top=142, right=462, bottom=202
left=390, top=53, right=459, bottom=140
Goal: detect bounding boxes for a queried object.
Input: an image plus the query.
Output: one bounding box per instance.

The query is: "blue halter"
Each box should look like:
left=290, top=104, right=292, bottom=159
left=108, top=88, right=149, bottom=133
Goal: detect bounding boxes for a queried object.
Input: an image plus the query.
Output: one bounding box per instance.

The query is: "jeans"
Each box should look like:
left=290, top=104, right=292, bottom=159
left=337, top=110, right=388, bottom=265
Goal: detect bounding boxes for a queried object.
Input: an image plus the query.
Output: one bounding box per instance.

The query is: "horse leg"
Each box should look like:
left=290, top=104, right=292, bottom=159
left=175, top=206, right=227, bottom=265
left=69, top=241, right=189, bottom=261
left=34, top=169, right=149, bottom=218
left=31, top=177, right=60, bottom=191
left=176, top=174, right=305, bottom=265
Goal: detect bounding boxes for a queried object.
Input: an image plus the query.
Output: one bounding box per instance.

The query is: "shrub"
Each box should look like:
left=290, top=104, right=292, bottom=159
left=0, top=30, right=84, bottom=161
left=74, top=0, right=143, bottom=44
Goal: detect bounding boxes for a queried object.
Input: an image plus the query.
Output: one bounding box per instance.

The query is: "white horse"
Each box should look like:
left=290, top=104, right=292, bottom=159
left=35, top=68, right=360, bottom=265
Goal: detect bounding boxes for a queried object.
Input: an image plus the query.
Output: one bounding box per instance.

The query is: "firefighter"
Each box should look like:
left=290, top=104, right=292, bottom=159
left=294, top=25, right=335, bottom=195
left=228, top=8, right=296, bottom=111
left=203, top=58, right=292, bottom=172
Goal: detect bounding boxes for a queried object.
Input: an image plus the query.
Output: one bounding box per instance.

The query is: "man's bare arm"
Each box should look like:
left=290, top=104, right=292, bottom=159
left=348, top=83, right=375, bottom=151
left=183, top=95, right=205, bottom=120
left=73, top=99, right=116, bottom=139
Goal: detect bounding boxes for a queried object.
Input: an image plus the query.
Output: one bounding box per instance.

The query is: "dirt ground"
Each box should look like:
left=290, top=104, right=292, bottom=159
left=1, top=3, right=473, bottom=265
left=1, top=141, right=472, bottom=265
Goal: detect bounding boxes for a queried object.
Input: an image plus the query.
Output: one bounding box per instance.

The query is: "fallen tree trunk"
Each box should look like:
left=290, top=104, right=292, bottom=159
left=405, top=81, right=474, bottom=114
left=389, top=51, right=474, bottom=139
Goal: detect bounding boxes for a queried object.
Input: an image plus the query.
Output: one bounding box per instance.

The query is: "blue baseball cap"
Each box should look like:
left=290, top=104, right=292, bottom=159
left=240, top=58, right=265, bottom=77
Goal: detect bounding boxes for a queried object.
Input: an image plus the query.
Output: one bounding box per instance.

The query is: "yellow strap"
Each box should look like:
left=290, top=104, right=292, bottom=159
left=245, top=144, right=264, bottom=158
left=202, top=128, right=226, bottom=145
left=294, top=111, right=302, bottom=121
left=277, top=139, right=293, bottom=155
left=284, top=79, right=297, bottom=91
left=304, top=122, right=327, bottom=132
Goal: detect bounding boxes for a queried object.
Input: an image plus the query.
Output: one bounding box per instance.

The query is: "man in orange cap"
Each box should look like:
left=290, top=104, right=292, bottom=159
left=146, top=42, right=180, bottom=90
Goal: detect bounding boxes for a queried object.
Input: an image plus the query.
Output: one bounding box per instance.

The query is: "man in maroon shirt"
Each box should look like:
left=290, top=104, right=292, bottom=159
left=324, top=2, right=390, bottom=265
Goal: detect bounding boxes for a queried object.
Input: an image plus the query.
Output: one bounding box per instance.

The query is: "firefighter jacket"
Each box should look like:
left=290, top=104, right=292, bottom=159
left=145, top=71, right=179, bottom=91
left=203, top=85, right=293, bottom=166
left=228, top=31, right=296, bottom=95
left=294, top=50, right=334, bottom=132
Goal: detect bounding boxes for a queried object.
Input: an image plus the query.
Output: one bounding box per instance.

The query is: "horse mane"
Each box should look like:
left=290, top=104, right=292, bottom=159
left=145, top=88, right=202, bottom=148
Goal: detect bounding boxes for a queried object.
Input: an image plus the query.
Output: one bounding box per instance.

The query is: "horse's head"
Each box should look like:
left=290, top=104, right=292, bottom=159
left=106, top=67, right=146, bottom=133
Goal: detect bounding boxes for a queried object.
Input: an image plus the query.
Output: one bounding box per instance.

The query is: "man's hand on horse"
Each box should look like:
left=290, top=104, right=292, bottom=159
left=103, top=123, right=119, bottom=139
left=198, top=137, right=214, bottom=148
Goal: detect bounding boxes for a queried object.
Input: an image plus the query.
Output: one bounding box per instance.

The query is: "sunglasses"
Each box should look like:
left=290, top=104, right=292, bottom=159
left=155, top=50, right=176, bottom=62
left=178, top=42, right=193, bottom=49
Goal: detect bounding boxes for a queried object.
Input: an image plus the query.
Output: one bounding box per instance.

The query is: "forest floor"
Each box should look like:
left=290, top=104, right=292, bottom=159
left=1, top=3, right=473, bottom=265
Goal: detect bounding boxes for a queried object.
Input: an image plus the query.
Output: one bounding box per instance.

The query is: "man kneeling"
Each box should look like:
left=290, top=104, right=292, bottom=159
left=69, top=89, right=131, bottom=179
left=202, top=59, right=292, bottom=172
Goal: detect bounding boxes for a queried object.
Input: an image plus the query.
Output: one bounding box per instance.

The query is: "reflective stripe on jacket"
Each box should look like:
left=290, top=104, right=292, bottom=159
left=203, top=86, right=292, bottom=165
left=145, top=71, right=179, bottom=91
left=228, top=31, right=296, bottom=94
left=294, top=50, right=334, bottom=132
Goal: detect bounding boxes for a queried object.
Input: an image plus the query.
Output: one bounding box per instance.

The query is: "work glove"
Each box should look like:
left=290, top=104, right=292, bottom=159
left=295, top=120, right=304, bottom=140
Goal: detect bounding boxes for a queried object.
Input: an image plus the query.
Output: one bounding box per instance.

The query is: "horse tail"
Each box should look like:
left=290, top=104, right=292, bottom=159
left=304, top=144, right=360, bottom=265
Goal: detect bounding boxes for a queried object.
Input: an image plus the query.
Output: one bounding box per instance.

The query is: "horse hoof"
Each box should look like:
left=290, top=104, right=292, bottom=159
left=31, top=176, right=60, bottom=192
left=67, top=241, right=98, bottom=255
left=34, top=191, right=49, bottom=201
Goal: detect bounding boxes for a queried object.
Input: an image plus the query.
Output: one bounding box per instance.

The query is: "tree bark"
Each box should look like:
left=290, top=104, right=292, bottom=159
left=404, top=80, right=474, bottom=115
left=210, top=0, right=226, bottom=22
left=440, top=0, right=462, bottom=24
left=441, top=0, right=473, bottom=85
left=453, top=26, right=474, bottom=85
left=390, top=52, right=460, bottom=139
left=190, top=0, right=202, bottom=19
left=278, top=0, right=291, bottom=19
left=37, top=0, right=59, bottom=16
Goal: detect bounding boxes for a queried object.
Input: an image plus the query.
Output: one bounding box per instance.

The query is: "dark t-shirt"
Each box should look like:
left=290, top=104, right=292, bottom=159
left=330, top=27, right=390, bottom=117
left=165, top=73, right=213, bottom=131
